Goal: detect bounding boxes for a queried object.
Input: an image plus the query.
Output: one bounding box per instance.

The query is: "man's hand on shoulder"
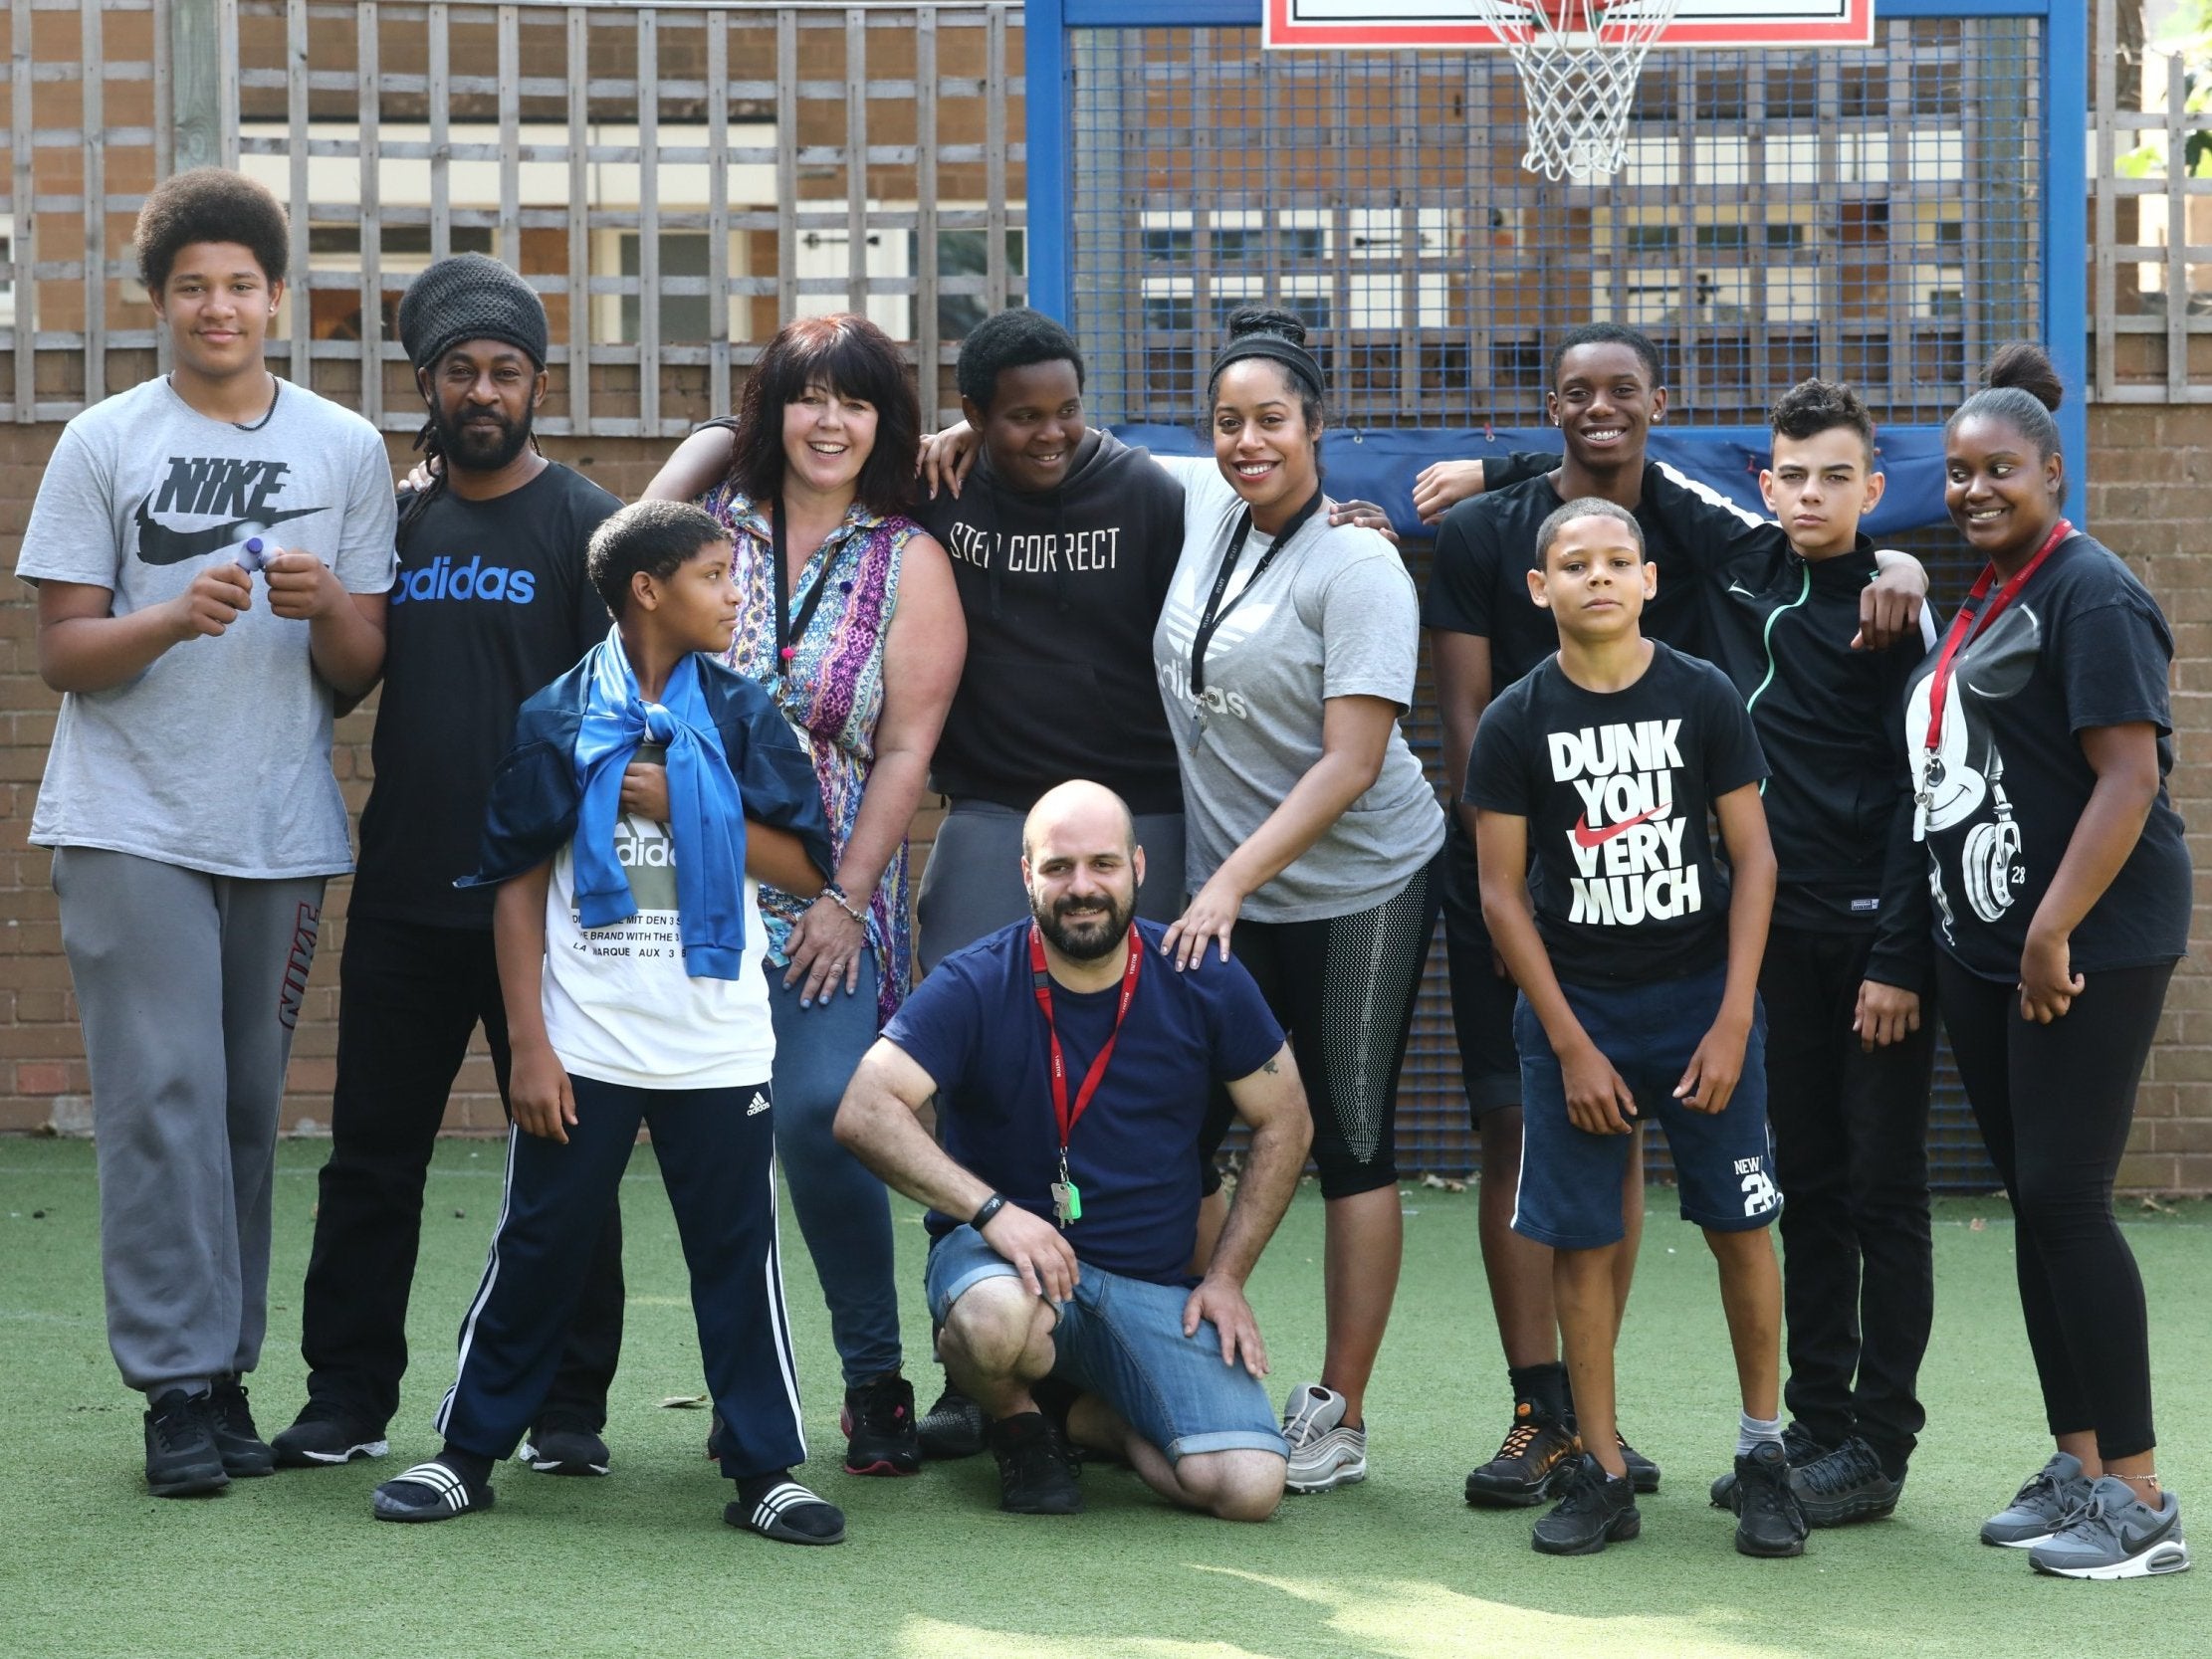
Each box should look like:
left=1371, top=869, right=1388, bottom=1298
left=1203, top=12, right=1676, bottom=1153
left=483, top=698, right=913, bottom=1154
left=1414, top=459, right=1487, bottom=526
left=981, top=1201, right=1080, bottom=1304
left=1854, top=549, right=1929, bottom=652
left=1184, top=1274, right=1268, bottom=1378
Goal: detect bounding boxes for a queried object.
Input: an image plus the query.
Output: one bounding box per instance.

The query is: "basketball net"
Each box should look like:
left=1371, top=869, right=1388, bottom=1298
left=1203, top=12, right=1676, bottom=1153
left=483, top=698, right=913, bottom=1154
left=1467, top=0, right=1685, bottom=180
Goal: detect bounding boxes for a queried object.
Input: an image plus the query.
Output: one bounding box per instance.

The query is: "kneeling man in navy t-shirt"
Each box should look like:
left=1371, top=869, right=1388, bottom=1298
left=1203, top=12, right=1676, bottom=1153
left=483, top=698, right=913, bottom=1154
left=835, top=779, right=1312, bottom=1521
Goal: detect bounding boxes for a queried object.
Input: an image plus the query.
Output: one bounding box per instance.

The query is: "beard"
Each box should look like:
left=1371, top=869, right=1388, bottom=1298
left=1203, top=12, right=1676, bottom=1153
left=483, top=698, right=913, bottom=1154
left=431, top=399, right=533, bottom=473
left=1032, top=889, right=1135, bottom=962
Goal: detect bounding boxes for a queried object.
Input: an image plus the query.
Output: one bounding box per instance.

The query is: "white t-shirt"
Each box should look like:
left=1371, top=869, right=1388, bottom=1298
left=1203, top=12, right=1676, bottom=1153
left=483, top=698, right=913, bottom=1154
left=17, top=376, right=398, bottom=878
left=542, top=777, right=775, bottom=1090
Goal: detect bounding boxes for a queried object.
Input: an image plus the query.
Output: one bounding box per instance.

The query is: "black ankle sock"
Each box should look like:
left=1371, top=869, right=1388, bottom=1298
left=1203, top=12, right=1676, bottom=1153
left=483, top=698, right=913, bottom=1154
left=735, top=1467, right=793, bottom=1507
left=1509, top=1361, right=1570, bottom=1424
left=436, top=1445, right=494, bottom=1491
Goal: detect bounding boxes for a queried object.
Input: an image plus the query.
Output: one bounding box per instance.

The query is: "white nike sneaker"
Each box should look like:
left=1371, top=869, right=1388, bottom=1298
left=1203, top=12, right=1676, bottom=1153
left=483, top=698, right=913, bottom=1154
left=1281, top=1382, right=1367, bottom=1494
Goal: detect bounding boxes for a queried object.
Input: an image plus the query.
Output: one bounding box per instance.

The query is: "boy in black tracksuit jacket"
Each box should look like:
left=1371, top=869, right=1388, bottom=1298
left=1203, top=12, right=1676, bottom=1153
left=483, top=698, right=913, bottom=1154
left=1655, top=382, right=1940, bottom=1524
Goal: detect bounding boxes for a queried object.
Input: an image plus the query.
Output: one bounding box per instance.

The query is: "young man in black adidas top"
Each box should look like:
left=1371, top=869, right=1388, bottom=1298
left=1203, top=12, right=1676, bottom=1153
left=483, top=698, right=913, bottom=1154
left=1468, top=498, right=1804, bottom=1559
left=277, top=255, right=629, bottom=1477
left=1422, top=322, right=1927, bottom=1509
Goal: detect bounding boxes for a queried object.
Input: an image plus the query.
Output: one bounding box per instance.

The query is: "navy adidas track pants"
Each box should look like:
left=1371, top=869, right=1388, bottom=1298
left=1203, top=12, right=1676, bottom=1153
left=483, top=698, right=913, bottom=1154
left=435, top=1074, right=807, bottom=1480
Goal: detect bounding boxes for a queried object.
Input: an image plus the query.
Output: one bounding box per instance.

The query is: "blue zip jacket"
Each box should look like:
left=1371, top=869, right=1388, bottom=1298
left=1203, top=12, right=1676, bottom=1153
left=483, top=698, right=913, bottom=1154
left=458, top=651, right=834, bottom=896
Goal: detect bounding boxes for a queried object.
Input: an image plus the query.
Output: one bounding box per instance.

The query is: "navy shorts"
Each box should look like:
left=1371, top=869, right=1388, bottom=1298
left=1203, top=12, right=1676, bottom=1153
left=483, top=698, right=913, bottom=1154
left=1511, top=963, right=1780, bottom=1250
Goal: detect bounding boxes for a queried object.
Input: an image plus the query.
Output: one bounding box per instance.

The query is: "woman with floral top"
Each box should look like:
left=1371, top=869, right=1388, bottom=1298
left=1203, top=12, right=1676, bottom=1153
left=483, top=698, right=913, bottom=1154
left=646, top=313, right=964, bottom=1476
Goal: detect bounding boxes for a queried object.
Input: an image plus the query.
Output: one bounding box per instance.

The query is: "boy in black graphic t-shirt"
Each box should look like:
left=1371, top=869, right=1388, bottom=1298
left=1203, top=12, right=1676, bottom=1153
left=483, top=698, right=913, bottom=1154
left=1469, top=498, right=1806, bottom=1561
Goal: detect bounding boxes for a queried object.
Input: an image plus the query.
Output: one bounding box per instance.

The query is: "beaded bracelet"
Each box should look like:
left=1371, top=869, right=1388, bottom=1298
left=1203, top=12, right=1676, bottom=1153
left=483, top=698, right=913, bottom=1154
left=817, top=881, right=869, bottom=927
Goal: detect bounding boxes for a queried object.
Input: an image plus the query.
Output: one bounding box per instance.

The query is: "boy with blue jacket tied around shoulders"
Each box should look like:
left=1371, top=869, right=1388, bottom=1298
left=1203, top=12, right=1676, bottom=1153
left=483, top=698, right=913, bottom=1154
left=371, top=500, right=845, bottom=1545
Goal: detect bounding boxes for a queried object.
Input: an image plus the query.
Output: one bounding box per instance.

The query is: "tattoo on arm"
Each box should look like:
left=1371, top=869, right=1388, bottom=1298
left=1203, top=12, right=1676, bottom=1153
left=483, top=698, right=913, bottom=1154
left=1261, top=1057, right=1279, bottom=1075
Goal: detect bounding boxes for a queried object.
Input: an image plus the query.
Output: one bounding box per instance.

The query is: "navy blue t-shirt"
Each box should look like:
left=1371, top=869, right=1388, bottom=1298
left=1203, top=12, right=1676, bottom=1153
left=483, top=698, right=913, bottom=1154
left=883, top=918, right=1284, bottom=1285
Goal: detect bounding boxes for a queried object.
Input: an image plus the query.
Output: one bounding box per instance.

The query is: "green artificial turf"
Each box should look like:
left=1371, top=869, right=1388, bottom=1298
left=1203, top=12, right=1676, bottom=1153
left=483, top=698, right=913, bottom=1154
left=2, top=1138, right=2205, bottom=1659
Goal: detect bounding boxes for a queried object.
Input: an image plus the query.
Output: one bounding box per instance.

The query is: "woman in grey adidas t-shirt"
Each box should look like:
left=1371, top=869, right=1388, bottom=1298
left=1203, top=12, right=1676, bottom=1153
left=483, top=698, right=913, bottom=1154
left=1152, top=308, right=1445, bottom=1496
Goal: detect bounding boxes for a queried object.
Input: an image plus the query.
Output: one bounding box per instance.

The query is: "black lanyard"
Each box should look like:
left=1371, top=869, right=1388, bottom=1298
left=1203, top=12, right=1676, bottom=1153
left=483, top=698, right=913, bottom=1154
left=770, top=496, right=841, bottom=673
left=1188, top=488, right=1324, bottom=697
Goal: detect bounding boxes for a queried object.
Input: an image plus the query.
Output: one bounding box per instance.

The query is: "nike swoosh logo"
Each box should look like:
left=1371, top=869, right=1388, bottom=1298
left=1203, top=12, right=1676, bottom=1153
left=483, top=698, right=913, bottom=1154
left=1726, top=583, right=1756, bottom=597
left=1572, top=808, right=1659, bottom=849
left=133, top=496, right=323, bottom=565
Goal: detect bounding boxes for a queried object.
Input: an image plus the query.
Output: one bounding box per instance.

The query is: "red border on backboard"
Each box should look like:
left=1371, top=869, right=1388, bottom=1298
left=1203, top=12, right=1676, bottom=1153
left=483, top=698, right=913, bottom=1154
left=1262, top=1, right=1877, bottom=50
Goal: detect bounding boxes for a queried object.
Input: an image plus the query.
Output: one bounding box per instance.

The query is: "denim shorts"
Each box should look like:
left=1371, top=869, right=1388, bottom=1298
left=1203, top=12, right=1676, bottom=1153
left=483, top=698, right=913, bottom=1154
left=1511, top=962, right=1780, bottom=1250
left=925, top=1224, right=1287, bottom=1463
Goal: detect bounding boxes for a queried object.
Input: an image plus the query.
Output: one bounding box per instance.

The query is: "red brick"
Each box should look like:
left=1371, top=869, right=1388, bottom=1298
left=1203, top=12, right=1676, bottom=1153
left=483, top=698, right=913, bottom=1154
left=14, top=1061, right=68, bottom=1095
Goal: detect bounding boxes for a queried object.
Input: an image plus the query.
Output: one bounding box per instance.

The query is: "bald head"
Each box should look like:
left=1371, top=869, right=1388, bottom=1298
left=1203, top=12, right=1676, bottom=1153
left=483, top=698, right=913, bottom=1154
left=1023, top=779, right=1138, bottom=863
left=1022, top=780, right=1145, bottom=964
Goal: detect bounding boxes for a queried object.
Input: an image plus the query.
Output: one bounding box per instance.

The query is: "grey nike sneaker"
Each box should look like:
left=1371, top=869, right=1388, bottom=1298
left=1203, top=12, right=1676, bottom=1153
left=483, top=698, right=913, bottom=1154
left=2029, top=1477, right=2191, bottom=1579
left=1981, top=1452, right=2094, bottom=1548
left=1281, top=1382, right=1366, bottom=1494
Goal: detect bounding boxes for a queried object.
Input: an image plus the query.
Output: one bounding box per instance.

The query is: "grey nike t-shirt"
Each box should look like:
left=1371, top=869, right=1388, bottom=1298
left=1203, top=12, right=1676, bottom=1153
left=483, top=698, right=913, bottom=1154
left=17, top=376, right=398, bottom=878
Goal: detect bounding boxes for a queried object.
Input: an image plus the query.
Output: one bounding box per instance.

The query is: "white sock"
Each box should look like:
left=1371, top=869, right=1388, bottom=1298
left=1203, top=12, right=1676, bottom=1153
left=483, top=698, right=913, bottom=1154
left=1737, top=1412, right=1784, bottom=1457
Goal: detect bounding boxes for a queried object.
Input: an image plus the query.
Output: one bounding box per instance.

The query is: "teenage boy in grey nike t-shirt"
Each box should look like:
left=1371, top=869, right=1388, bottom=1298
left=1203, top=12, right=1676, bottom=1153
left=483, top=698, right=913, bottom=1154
left=23, top=374, right=395, bottom=872
left=14, top=168, right=394, bottom=1498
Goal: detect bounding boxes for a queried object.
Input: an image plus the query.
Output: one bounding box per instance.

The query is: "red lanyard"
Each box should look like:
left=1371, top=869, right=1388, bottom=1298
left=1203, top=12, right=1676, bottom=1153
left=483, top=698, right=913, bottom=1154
left=1027, top=924, right=1142, bottom=1153
left=1922, top=518, right=2072, bottom=756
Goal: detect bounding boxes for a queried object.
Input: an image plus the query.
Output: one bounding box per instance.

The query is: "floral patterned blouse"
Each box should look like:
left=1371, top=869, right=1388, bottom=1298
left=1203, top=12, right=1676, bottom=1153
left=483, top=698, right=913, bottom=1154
left=697, top=485, right=922, bottom=1024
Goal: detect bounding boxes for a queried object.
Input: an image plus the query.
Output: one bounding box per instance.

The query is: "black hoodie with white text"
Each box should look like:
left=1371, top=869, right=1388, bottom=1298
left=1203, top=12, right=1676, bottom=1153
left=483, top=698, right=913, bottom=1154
left=915, top=428, right=1187, bottom=815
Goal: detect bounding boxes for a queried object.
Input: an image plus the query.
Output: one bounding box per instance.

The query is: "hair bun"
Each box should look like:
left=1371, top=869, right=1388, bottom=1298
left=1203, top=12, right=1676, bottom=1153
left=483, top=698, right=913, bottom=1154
left=1983, top=342, right=2064, bottom=413
left=1223, top=305, right=1307, bottom=348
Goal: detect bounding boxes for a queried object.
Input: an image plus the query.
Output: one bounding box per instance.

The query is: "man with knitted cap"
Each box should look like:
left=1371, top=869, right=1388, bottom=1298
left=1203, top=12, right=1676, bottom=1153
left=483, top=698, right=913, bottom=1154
left=277, top=254, right=629, bottom=1480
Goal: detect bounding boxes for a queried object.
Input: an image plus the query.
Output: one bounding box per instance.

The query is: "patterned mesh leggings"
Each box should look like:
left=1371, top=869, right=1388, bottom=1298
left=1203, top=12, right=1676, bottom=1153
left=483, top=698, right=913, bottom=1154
left=1205, top=854, right=1441, bottom=1199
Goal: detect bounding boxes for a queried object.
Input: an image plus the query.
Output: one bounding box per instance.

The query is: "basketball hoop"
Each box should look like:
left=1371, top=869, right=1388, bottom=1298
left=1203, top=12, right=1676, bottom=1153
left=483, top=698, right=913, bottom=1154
left=1466, top=0, right=1685, bottom=181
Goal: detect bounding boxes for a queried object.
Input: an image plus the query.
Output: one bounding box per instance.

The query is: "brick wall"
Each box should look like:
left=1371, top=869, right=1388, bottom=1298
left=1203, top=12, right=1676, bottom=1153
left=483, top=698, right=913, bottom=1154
left=0, top=406, right=2206, bottom=1188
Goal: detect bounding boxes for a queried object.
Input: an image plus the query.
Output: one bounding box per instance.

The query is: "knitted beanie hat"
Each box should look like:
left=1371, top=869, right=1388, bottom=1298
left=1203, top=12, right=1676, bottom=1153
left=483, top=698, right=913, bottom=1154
left=398, top=253, right=549, bottom=371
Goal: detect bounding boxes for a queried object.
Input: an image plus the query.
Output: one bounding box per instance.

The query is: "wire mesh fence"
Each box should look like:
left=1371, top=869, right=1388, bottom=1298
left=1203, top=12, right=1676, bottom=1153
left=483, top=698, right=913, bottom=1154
left=1068, top=16, right=2041, bottom=431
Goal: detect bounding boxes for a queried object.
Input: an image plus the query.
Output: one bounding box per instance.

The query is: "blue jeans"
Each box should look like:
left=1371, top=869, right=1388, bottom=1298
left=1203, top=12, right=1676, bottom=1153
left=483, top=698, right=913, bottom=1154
left=768, top=955, right=901, bottom=1385
left=924, top=1225, right=1286, bottom=1463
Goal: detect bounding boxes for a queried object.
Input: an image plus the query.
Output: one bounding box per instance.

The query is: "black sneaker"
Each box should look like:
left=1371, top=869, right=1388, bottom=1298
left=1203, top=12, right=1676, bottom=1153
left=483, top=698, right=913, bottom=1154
left=1790, top=1435, right=1904, bottom=1527
left=1531, top=1454, right=1640, bottom=1555
left=987, top=1410, right=1083, bottom=1516
left=918, top=1381, right=987, bottom=1460
left=206, top=1378, right=275, bottom=1478
left=142, top=1388, right=229, bottom=1498
left=1617, top=1432, right=1661, bottom=1495
left=1710, top=1422, right=1827, bottom=1512
left=517, top=1425, right=611, bottom=1477
left=371, top=1458, right=494, bottom=1523
left=726, top=1471, right=847, bottom=1546
left=1465, top=1403, right=1580, bottom=1508
left=1733, top=1440, right=1810, bottom=1557
left=273, top=1401, right=390, bottom=1469
left=841, top=1372, right=922, bottom=1477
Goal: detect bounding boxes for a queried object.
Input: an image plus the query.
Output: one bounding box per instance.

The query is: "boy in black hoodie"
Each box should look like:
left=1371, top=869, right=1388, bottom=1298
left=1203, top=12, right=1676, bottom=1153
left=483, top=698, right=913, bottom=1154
left=910, top=310, right=1190, bottom=972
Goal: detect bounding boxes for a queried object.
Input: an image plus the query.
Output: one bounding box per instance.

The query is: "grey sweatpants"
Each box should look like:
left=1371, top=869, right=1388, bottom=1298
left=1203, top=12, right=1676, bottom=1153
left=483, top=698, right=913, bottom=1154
left=53, top=847, right=325, bottom=1395
left=914, top=799, right=1186, bottom=974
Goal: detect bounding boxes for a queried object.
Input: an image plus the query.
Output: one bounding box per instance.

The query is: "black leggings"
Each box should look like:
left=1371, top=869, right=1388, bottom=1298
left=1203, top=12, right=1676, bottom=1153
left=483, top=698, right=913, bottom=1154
left=1936, top=952, right=2172, bottom=1462
left=1203, top=855, right=1440, bottom=1200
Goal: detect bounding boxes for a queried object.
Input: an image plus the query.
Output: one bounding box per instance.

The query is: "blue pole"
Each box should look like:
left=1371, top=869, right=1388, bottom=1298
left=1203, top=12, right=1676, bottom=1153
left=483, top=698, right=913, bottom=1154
left=2040, top=0, right=2090, bottom=525
left=1023, top=0, right=1072, bottom=322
